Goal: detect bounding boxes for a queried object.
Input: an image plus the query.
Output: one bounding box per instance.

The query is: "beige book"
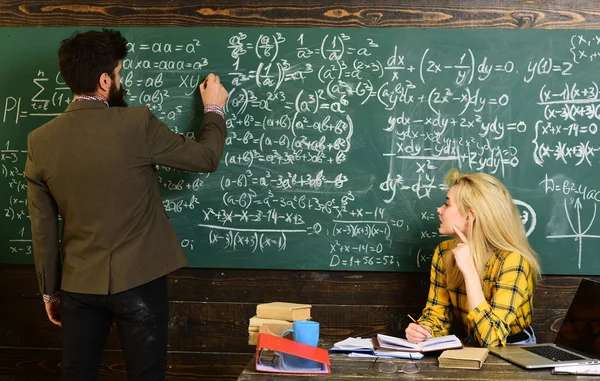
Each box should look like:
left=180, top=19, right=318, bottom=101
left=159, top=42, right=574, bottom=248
left=438, top=347, right=489, bottom=369
left=248, top=330, right=259, bottom=345
left=248, top=315, right=293, bottom=345
left=259, top=323, right=293, bottom=337
left=256, top=302, right=311, bottom=321
left=249, top=315, right=293, bottom=327
left=248, top=323, right=292, bottom=345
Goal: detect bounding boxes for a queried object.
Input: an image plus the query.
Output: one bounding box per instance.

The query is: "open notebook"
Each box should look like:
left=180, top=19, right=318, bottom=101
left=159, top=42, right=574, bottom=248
left=375, top=334, right=463, bottom=353
left=330, top=337, right=424, bottom=359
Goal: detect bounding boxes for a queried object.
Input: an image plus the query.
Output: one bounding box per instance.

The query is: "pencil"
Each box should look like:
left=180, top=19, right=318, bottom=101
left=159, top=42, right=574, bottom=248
left=408, top=314, right=431, bottom=337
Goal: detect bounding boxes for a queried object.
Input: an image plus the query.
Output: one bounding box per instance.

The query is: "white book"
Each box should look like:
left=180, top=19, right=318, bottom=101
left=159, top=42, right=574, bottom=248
left=330, top=337, right=424, bottom=359
left=376, top=334, right=463, bottom=353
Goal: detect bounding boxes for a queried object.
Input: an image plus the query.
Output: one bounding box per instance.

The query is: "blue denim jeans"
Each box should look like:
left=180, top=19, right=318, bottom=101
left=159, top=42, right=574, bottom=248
left=60, top=276, right=169, bottom=381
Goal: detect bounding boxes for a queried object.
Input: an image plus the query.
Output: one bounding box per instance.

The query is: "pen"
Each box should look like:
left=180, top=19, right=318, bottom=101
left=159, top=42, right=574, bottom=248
left=408, top=314, right=432, bottom=338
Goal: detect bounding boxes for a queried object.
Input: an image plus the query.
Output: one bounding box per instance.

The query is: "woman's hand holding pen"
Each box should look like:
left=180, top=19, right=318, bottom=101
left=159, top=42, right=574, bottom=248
left=405, top=314, right=432, bottom=343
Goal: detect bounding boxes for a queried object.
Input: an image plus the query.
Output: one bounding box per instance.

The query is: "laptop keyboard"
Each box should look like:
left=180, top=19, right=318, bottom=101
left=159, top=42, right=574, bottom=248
left=523, top=346, right=585, bottom=362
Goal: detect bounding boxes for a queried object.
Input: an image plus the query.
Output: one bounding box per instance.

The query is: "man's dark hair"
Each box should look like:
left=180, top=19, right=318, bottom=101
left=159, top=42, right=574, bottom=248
left=58, top=29, right=127, bottom=94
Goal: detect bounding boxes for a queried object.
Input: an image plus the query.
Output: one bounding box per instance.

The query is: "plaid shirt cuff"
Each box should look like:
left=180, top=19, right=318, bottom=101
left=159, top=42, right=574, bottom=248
left=43, top=291, right=60, bottom=303
left=204, top=104, right=224, bottom=118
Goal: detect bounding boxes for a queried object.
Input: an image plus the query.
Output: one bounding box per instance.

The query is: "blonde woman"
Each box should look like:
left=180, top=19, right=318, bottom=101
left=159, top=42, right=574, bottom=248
left=405, top=169, right=542, bottom=347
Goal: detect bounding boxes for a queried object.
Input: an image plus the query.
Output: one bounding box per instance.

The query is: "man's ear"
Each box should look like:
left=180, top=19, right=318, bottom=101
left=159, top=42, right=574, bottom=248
left=98, top=72, right=111, bottom=94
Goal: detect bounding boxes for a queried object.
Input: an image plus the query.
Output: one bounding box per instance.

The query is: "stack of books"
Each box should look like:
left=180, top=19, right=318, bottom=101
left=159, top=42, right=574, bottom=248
left=248, top=302, right=312, bottom=345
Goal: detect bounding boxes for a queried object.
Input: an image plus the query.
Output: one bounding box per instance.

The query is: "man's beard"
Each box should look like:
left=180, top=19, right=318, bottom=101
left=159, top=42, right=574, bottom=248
left=108, top=81, right=128, bottom=107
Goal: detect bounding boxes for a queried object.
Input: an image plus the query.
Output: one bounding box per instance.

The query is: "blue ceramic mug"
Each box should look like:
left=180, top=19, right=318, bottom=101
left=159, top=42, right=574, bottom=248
left=280, top=320, right=320, bottom=368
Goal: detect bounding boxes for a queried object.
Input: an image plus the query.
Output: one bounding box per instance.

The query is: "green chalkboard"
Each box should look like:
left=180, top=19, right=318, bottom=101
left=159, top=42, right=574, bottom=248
left=2, top=27, right=600, bottom=274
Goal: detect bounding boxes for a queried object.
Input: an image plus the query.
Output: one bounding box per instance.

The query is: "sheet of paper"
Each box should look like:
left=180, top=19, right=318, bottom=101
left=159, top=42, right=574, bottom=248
left=553, top=363, right=600, bottom=375
left=347, top=351, right=424, bottom=359
left=332, top=337, right=373, bottom=349
left=377, top=334, right=419, bottom=350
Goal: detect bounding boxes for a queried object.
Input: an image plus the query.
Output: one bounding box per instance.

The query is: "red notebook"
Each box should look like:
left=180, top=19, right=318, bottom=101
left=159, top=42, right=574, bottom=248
left=255, top=333, right=331, bottom=374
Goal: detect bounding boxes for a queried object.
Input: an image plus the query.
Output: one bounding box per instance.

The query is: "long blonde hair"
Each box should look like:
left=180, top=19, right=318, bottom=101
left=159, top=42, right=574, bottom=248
left=443, top=168, right=542, bottom=290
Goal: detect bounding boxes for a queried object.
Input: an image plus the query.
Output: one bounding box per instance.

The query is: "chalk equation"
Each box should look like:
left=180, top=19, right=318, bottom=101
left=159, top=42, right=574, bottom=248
left=2, top=28, right=600, bottom=273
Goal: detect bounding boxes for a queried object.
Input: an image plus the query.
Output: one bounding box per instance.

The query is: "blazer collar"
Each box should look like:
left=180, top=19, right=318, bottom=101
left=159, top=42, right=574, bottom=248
left=64, top=100, right=109, bottom=113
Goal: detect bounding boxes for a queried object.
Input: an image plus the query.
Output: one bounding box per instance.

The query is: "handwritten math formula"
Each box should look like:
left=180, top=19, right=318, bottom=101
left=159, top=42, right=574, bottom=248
left=2, top=28, right=599, bottom=274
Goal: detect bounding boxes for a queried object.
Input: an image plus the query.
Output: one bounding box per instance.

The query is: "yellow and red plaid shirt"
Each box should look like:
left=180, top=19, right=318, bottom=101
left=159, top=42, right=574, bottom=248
left=418, top=239, right=534, bottom=347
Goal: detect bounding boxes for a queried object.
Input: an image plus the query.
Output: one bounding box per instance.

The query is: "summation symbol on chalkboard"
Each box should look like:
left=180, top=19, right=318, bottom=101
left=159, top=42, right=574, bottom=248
left=547, top=198, right=600, bottom=269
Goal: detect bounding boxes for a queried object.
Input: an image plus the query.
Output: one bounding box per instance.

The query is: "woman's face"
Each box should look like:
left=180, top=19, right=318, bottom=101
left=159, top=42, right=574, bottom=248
left=437, top=186, right=469, bottom=237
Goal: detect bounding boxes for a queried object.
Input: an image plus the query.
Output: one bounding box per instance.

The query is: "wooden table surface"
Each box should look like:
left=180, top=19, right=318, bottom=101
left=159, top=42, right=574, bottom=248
left=238, top=352, right=598, bottom=380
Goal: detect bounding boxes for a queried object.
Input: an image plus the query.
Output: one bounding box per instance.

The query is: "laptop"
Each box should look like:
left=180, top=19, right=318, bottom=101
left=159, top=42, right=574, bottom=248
left=489, top=278, right=600, bottom=369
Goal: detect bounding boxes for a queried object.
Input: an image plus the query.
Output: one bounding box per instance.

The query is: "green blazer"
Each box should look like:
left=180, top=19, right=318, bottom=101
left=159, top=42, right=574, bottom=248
left=24, top=100, right=227, bottom=295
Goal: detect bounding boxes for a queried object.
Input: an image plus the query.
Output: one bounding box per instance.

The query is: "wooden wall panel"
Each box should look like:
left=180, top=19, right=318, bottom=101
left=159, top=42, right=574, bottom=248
left=0, top=295, right=571, bottom=351
left=2, top=264, right=598, bottom=380
left=0, top=0, right=600, bottom=28
left=168, top=268, right=430, bottom=305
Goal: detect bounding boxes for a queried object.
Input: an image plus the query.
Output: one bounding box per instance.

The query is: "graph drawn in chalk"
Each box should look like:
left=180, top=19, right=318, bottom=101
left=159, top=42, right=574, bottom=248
left=547, top=198, right=600, bottom=269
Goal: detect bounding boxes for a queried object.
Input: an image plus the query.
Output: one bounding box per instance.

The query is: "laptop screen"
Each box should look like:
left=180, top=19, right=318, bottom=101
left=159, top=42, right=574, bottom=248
left=554, top=279, right=600, bottom=358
